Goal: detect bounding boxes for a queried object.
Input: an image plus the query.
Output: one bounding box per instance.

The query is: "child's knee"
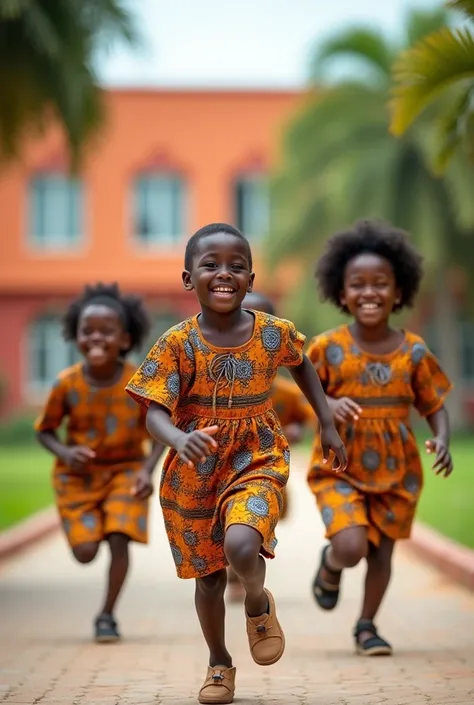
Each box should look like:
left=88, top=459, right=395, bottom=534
left=73, top=541, right=99, bottom=564
left=332, top=528, right=368, bottom=567
left=196, top=569, right=227, bottom=596
left=224, top=526, right=261, bottom=574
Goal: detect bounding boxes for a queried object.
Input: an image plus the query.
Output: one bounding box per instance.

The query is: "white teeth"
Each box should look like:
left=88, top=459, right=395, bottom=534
left=213, top=287, right=234, bottom=293
left=361, top=303, right=378, bottom=309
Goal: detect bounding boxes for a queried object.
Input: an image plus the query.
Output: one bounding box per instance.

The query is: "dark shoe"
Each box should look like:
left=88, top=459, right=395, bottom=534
left=354, top=619, right=392, bottom=656
left=312, top=544, right=342, bottom=610
left=94, top=613, right=121, bottom=643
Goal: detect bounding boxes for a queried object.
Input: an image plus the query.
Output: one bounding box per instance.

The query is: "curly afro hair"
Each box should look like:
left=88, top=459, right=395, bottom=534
left=315, top=219, right=424, bottom=313
left=63, top=282, right=151, bottom=356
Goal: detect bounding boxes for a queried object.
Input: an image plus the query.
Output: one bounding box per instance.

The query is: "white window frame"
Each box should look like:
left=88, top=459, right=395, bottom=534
left=132, top=173, right=186, bottom=247
left=28, top=174, right=84, bottom=250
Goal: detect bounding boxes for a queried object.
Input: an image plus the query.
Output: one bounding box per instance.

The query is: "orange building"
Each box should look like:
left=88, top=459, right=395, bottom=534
left=0, top=88, right=301, bottom=415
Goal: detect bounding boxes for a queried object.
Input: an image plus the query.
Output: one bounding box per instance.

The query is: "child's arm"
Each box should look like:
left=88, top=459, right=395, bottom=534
left=146, top=402, right=218, bottom=468
left=288, top=355, right=347, bottom=470
left=425, top=406, right=453, bottom=476
left=37, top=430, right=96, bottom=469
left=132, top=441, right=166, bottom=499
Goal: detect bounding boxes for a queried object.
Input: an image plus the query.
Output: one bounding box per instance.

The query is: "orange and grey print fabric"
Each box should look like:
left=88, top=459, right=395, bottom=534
left=34, top=362, right=151, bottom=547
left=306, top=325, right=452, bottom=546
left=271, top=375, right=315, bottom=428
left=126, top=310, right=306, bottom=579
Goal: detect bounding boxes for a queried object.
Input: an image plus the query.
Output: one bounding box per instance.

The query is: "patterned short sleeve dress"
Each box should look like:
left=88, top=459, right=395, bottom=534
left=126, top=310, right=306, bottom=579
left=306, top=325, right=452, bottom=547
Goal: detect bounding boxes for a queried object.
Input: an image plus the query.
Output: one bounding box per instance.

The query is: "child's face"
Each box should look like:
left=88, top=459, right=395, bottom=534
left=340, top=253, right=400, bottom=327
left=77, top=304, right=130, bottom=368
left=183, top=233, right=254, bottom=313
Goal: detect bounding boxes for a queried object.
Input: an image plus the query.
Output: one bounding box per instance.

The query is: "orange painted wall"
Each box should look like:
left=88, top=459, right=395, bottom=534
left=0, top=89, right=302, bottom=296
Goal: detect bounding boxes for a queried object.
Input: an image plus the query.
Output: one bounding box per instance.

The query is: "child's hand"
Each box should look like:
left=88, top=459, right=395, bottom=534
left=332, top=397, right=362, bottom=423
left=61, top=445, right=96, bottom=470
left=425, top=438, right=453, bottom=477
left=283, top=423, right=304, bottom=445
left=321, top=423, right=347, bottom=473
left=132, top=468, right=154, bottom=499
left=176, top=426, right=218, bottom=467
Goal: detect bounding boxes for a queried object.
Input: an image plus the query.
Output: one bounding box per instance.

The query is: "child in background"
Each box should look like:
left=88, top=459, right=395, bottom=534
left=35, top=283, right=164, bottom=643
left=226, top=291, right=315, bottom=602
left=307, top=220, right=453, bottom=656
left=126, top=223, right=346, bottom=704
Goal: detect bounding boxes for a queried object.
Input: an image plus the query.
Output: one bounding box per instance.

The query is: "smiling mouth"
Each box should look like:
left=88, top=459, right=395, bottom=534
left=210, top=286, right=236, bottom=295
left=87, top=345, right=107, bottom=360
left=359, top=303, right=380, bottom=310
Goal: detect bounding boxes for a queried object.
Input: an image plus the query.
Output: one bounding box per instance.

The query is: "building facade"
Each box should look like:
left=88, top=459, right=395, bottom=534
left=0, top=89, right=301, bottom=415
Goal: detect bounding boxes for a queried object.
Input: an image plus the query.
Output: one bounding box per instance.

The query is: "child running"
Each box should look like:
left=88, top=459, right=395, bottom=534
left=307, top=220, right=453, bottom=657
left=35, top=283, right=164, bottom=642
left=226, top=291, right=315, bottom=602
left=125, top=223, right=346, bottom=704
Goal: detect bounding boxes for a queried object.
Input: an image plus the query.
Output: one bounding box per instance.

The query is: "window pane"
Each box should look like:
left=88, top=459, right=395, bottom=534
left=28, top=316, right=78, bottom=393
left=29, top=175, right=83, bottom=246
left=234, top=176, right=269, bottom=238
left=134, top=175, right=184, bottom=243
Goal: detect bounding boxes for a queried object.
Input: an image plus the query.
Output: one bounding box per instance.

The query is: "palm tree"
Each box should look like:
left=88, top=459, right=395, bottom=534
left=0, top=0, right=140, bottom=170
left=268, top=7, right=473, bottom=428
left=390, top=0, right=474, bottom=172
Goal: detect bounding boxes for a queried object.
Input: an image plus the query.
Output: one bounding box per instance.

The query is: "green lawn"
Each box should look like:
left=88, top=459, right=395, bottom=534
left=0, top=447, right=54, bottom=531
left=0, top=440, right=473, bottom=547
left=417, top=436, right=474, bottom=549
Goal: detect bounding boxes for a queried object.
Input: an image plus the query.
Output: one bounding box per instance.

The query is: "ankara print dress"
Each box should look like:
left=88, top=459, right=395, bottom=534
left=34, top=362, right=151, bottom=547
left=306, top=325, right=452, bottom=546
left=126, top=311, right=306, bottom=579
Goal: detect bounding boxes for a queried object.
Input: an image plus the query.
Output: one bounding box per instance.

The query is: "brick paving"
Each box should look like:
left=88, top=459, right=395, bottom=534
left=0, top=455, right=473, bottom=704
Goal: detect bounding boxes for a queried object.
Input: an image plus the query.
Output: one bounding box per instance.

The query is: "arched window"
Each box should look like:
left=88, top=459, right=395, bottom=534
left=29, top=174, right=83, bottom=248
left=27, top=315, right=79, bottom=395
left=133, top=173, right=186, bottom=244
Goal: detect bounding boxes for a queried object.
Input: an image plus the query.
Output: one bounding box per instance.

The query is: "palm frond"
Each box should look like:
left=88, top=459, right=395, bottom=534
left=0, top=0, right=140, bottom=170
left=309, top=27, right=393, bottom=84
left=448, top=0, right=474, bottom=19
left=405, top=7, right=451, bottom=47
left=390, top=27, right=474, bottom=137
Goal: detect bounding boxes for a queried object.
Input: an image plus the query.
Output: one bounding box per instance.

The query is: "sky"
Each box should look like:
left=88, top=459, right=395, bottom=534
left=97, top=0, right=439, bottom=89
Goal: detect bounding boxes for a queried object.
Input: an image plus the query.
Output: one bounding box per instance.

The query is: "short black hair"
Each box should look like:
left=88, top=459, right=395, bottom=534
left=63, top=282, right=151, bottom=355
left=184, top=222, right=253, bottom=271
left=315, top=219, right=424, bottom=313
left=244, top=291, right=276, bottom=316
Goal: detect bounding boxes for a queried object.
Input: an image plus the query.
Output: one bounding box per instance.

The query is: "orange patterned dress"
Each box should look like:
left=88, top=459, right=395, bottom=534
left=126, top=311, right=306, bottom=579
left=307, top=325, right=452, bottom=546
left=35, top=362, right=151, bottom=548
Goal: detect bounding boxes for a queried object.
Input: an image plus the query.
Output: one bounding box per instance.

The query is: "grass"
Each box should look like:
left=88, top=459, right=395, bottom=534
left=0, top=446, right=54, bottom=532
left=417, top=435, right=474, bottom=549
left=0, top=439, right=473, bottom=548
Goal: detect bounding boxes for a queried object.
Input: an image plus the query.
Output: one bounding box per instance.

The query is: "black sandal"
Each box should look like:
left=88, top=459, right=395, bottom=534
left=354, top=619, right=392, bottom=656
left=312, top=544, right=342, bottom=610
left=94, top=613, right=121, bottom=643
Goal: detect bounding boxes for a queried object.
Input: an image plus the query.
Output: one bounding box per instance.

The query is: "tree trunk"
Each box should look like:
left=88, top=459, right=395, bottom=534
left=433, top=268, right=464, bottom=431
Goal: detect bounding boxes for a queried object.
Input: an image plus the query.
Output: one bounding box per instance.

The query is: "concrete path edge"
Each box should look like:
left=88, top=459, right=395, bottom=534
left=408, top=521, right=474, bottom=591
left=0, top=505, right=59, bottom=561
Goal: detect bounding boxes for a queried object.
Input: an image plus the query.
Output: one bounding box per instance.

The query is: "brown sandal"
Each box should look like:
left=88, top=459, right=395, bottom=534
left=198, top=665, right=236, bottom=704
left=246, top=588, right=285, bottom=666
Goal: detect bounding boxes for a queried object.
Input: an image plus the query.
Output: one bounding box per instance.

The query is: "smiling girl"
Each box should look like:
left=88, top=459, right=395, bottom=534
left=125, top=222, right=346, bottom=704
left=35, top=283, right=164, bottom=642
left=307, top=220, right=453, bottom=657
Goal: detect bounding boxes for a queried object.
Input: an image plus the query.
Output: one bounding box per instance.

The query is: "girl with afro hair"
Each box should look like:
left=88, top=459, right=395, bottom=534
left=307, top=220, right=453, bottom=656
left=35, top=283, right=164, bottom=642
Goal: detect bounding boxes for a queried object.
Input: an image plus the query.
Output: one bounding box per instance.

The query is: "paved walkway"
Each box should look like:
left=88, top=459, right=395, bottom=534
left=0, top=455, right=473, bottom=704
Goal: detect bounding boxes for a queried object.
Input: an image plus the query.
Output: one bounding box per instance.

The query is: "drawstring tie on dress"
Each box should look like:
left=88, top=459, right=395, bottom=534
left=208, top=353, right=238, bottom=414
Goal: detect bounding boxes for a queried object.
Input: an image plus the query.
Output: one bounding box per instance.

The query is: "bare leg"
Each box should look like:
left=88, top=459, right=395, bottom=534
left=357, top=536, right=394, bottom=646
left=195, top=569, right=232, bottom=667
left=224, top=524, right=267, bottom=617
left=100, top=532, right=130, bottom=615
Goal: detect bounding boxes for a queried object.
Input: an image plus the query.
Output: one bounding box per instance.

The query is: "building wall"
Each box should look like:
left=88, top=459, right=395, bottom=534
left=0, top=89, right=302, bottom=415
